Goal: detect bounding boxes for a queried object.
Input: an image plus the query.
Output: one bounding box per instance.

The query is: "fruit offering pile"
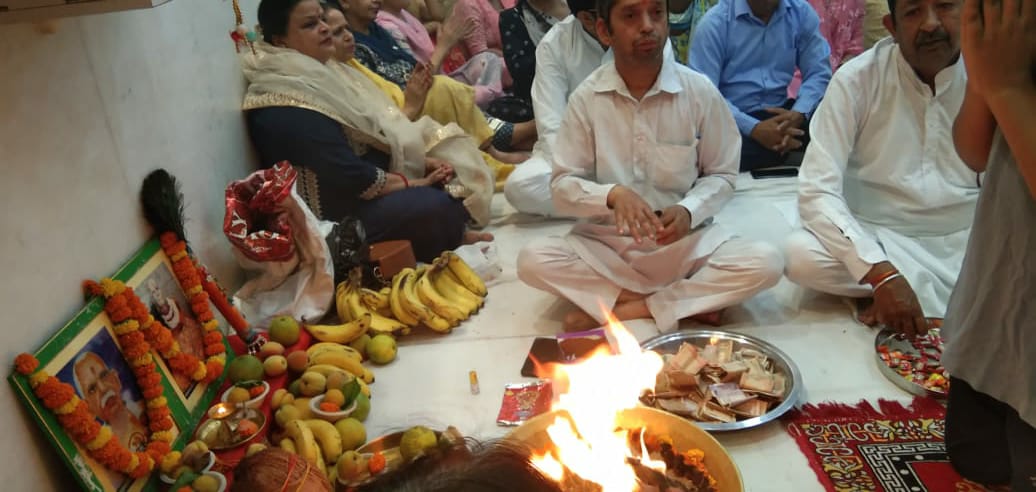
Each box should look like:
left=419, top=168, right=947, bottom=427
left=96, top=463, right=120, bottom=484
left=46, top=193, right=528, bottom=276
left=260, top=341, right=376, bottom=484
left=160, top=441, right=222, bottom=492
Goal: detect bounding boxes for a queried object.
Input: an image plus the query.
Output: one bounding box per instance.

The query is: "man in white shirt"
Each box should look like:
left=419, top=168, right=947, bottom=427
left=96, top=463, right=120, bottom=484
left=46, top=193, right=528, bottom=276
left=517, top=0, right=783, bottom=332
left=784, top=0, right=980, bottom=337
left=503, top=0, right=607, bottom=217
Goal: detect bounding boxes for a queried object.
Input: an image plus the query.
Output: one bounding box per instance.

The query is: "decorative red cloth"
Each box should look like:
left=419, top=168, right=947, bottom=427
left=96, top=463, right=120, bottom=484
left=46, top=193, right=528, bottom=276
left=783, top=397, right=1006, bottom=492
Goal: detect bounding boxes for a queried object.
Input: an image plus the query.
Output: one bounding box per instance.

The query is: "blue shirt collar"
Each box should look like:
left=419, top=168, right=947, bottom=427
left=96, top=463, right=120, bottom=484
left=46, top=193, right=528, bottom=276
left=733, top=0, right=789, bottom=22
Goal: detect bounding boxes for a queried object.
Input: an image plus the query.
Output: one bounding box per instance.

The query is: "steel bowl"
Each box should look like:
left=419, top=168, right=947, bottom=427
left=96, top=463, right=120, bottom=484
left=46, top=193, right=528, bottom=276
left=640, top=330, right=804, bottom=432
left=507, top=406, right=744, bottom=491
left=873, top=328, right=948, bottom=399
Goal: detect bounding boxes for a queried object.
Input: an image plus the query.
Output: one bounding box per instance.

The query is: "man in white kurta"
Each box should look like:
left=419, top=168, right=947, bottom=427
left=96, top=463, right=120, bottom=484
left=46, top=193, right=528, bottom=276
left=503, top=9, right=674, bottom=217
left=517, top=30, right=783, bottom=332
left=784, top=35, right=980, bottom=327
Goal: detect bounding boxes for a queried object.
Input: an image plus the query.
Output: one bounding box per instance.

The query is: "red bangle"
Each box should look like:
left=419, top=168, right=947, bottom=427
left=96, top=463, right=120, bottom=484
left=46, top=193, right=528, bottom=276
left=394, top=172, right=409, bottom=188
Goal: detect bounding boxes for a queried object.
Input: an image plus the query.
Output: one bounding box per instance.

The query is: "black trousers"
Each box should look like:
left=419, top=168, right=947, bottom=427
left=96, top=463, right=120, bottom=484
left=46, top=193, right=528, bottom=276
left=740, top=98, right=811, bottom=172
left=946, top=377, right=1036, bottom=490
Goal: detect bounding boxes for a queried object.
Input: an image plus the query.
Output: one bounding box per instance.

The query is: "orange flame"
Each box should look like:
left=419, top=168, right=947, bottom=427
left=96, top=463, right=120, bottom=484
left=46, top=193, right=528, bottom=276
left=530, top=310, right=665, bottom=490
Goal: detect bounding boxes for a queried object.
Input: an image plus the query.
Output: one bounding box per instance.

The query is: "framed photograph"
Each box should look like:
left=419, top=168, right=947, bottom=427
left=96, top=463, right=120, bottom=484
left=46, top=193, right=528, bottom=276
left=9, top=299, right=184, bottom=492
left=8, top=238, right=234, bottom=492
left=117, top=240, right=231, bottom=425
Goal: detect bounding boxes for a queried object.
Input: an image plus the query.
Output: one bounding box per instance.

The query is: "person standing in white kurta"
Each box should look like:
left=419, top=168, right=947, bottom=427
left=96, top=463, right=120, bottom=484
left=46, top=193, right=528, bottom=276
left=517, top=0, right=784, bottom=332
left=783, top=0, right=980, bottom=338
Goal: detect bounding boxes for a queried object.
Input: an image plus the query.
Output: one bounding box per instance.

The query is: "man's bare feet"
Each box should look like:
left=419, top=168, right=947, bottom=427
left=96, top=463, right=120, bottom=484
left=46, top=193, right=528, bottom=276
left=616, top=289, right=648, bottom=304
left=561, top=298, right=652, bottom=332
left=462, top=230, right=494, bottom=244
left=562, top=310, right=600, bottom=332
left=857, top=297, right=877, bottom=326
left=689, top=309, right=724, bottom=326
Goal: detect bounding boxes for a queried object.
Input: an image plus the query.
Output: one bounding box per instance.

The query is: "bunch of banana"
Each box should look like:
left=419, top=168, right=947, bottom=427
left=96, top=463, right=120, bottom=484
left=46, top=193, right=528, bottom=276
left=336, top=274, right=410, bottom=337
left=278, top=419, right=345, bottom=478
left=381, top=252, right=490, bottom=333
left=303, top=313, right=371, bottom=344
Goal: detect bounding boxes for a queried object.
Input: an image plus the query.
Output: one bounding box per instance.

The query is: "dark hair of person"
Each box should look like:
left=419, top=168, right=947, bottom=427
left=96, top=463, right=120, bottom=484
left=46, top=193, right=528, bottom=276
left=322, top=0, right=343, bottom=14
left=595, top=0, right=667, bottom=32
left=258, top=0, right=309, bottom=44
left=359, top=438, right=563, bottom=492
left=567, top=0, right=597, bottom=16
left=886, top=0, right=896, bottom=24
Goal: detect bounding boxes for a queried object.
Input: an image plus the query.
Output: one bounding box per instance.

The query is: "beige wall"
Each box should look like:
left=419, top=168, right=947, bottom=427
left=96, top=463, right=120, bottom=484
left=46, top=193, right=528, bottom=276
left=0, top=0, right=258, bottom=487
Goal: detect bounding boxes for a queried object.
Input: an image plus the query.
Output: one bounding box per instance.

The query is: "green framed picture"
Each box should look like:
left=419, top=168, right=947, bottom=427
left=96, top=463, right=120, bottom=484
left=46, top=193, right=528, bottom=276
left=8, top=238, right=234, bottom=492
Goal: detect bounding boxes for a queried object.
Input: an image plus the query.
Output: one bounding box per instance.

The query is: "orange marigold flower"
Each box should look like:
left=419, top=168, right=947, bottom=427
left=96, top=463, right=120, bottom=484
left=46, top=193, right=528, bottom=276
left=132, top=363, right=156, bottom=379
left=159, top=232, right=179, bottom=248
left=128, top=454, right=153, bottom=478
left=110, top=307, right=134, bottom=323
left=105, top=295, right=128, bottom=312
left=204, top=343, right=224, bottom=357
left=14, top=353, right=39, bottom=375
left=204, top=361, right=224, bottom=382
left=142, top=385, right=164, bottom=399
left=149, top=416, right=174, bottom=432
left=197, top=311, right=215, bottom=323
left=147, top=442, right=171, bottom=462
left=203, top=332, right=223, bottom=346
left=120, top=330, right=145, bottom=346
left=147, top=407, right=171, bottom=422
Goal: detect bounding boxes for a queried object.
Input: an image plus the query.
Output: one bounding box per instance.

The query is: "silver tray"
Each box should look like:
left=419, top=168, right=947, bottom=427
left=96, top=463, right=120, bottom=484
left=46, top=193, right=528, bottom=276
left=641, top=330, right=803, bottom=432
left=873, top=328, right=948, bottom=399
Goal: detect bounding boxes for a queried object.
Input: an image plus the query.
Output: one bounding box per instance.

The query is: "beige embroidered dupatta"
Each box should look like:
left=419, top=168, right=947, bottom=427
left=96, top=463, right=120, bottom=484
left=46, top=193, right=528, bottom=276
left=240, top=43, right=492, bottom=226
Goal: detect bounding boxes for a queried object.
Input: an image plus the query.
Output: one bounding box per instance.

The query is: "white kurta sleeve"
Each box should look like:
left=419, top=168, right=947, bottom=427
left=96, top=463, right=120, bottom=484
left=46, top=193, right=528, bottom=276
left=551, top=90, right=615, bottom=218
left=530, top=40, right=569, bottom=158
left=679, top=81, right=739, bottom=229
left=798, top=74, right=888, bottom=281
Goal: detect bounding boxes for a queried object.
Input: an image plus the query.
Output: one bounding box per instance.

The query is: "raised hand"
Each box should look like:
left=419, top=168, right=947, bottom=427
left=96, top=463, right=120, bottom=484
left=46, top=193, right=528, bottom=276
left=960, top=0, right=1036, bottom=99
left=606, top=185, right=664, bottom=244
left=402, top=63, right=433, bottom=119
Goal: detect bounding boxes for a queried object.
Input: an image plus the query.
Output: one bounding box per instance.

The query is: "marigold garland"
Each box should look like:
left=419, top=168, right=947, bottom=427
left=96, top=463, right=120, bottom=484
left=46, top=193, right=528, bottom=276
left=159, top=232, right=228, bottom=383
left=14, top=353, right=168, bottom=478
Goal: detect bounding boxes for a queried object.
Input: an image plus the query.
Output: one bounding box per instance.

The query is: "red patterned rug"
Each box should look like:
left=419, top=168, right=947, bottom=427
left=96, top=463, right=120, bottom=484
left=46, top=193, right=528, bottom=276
left=784, top=397, right=1006, bottom=492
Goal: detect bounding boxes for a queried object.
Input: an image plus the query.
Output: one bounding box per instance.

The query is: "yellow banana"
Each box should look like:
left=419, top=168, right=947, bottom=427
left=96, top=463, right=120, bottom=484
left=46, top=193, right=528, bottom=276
left=357, top=378, right=371, bottom=398
left=379, top=286, right=391, bottom=296
left=389, top=268, right=421, bottom=327
left=415, top=267, right=467, bottom=324
left=304, top=314, right=371, bottom=344
left=283, top=419, right=320, bottom=466
left=441, top=251, right=487, bottom=296
left=306, top=342, right=363, bottom=362
left=346, top=279, right=410, bottom=336
left=335, top=281, right=354, bottom=322
left=305, top=364, right=357, bottom=384
left=360, top=288, right=389, bottom=311
left=309, top=351, right=375, bottom=384
left=303, top=419, right=344, bottom=464
left=430, top=261, right=483, bottom=314
left=369, top=313, right=411, bottom=337
left=401, top=267, right=453, bottom=333
left=279, top=438, right=297, bottom=454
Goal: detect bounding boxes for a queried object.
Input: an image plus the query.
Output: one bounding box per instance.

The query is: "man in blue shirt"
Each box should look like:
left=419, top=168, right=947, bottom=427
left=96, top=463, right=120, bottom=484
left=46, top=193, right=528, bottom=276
left=689, top=0, right=832, bottom=171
